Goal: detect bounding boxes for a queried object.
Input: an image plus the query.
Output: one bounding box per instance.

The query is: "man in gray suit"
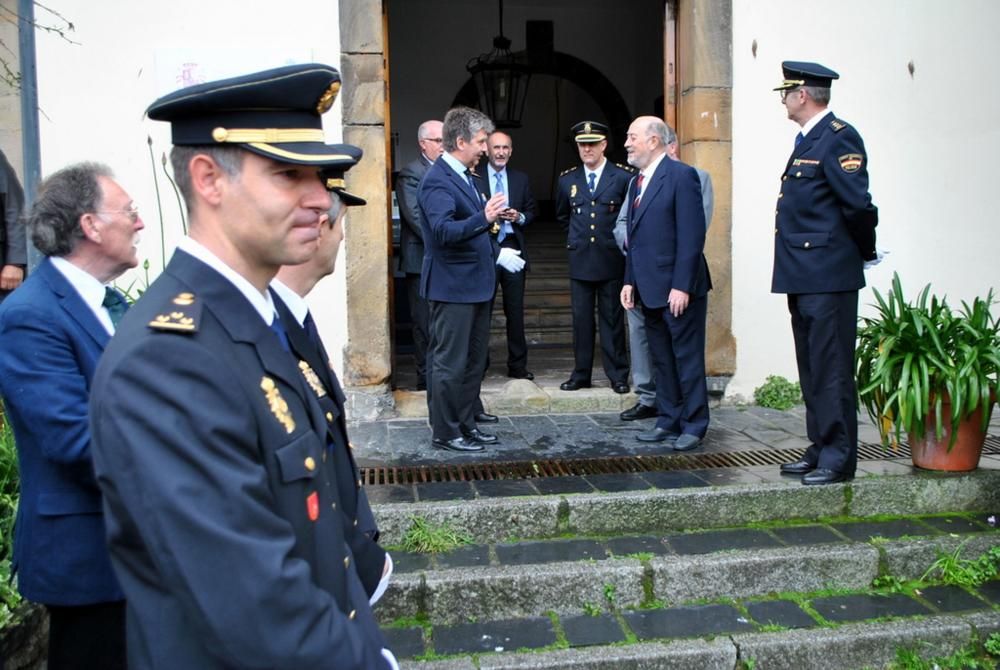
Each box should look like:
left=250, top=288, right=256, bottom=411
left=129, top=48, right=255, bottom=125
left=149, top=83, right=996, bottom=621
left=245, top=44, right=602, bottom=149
left=395, top=120, right=444, bottom=390
left=614, top=129, right=713, bottom=421
left=0, top=149, right=27, bottom=302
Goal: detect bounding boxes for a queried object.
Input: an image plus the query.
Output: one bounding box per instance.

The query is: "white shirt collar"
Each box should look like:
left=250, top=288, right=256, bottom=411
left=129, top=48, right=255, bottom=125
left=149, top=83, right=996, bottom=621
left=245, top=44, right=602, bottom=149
left=269, top=279, right=308, bottom=327
left=637, top=152, right=668, bottom=194
left=800, top=108, right=833, bottom=139
left=176, top=236, right=276, bottom=325
left=49, top=256, right=116, bottom=335
left=441, top=151, right=470, bottom=179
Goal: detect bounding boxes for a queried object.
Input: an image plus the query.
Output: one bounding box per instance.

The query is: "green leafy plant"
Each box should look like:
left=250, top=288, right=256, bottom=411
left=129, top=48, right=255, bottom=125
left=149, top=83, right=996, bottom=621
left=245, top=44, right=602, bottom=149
left=889, top=643, right=993, bottom=669
left=856, top=272, right=1000, bottom=449
left=752, top=375, right=802, bottom=410
left=984, top=632, right=1000, bottom=657
left=603, top=582, right=617, bottom=605
left=0, top=416, right=22, bottom=627
left=920, top=541, right=1000, bottom=588
left=871, top=574, right=907, bottom=593
left=582, top=602, right=601, bottom=617
left=399, top=516, right=472, bottom=554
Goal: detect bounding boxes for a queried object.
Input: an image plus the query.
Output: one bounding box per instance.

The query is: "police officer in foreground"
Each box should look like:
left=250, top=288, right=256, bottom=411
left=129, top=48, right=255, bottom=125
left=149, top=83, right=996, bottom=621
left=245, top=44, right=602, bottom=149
left=90, top=64, right=397, bottom=668
left=555, top=121, right=633, bottom=394
left=772, top=61, right=878, bottom=486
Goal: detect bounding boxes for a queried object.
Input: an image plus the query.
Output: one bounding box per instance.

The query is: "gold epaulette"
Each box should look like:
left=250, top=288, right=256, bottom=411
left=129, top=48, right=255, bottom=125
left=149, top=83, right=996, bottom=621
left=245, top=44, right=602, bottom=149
left=559, top=166, right=578, bottom=177
left=830, top=119, right=847, bottom=132
left=148, top=291, right=200, bottom=334
left=616, top=162, right=637, bottom=173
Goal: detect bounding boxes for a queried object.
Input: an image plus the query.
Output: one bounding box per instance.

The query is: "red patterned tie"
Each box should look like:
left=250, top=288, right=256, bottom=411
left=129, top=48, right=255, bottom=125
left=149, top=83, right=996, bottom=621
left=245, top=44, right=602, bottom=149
left=632, top=173, right=645, bottom=211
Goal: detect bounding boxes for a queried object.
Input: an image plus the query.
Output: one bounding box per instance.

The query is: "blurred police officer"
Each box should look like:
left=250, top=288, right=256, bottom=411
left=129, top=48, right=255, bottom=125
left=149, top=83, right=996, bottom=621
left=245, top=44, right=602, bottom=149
left=772, top=61, right=878, bottom=486
left=555, top=121, right=632, bottom=394
left=90, top=64, right=397, bottom=669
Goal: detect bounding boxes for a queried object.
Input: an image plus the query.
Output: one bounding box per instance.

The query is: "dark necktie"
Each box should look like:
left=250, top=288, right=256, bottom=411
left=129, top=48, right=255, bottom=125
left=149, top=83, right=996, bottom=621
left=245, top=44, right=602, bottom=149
left=464, top=169, right=481, bottom=204
left=588, top=172, right=596, bottom=193
left=102, top=287, right=128, bottom=329
left=303, top=311, right=321, bottom=347
left=269, top=313, right=291, bottom=352
left=794, top=132, right=804, bottom=148
left=632, top=173, right=645, bottom=211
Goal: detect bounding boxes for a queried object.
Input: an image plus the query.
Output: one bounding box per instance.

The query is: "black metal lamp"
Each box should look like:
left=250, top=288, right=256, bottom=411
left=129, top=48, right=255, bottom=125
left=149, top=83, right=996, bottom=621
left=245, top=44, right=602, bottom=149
left=466, top=0, right=531, bottom=129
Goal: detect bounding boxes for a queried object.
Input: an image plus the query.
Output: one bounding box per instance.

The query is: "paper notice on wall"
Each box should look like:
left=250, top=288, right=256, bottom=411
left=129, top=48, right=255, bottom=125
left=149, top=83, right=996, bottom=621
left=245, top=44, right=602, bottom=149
left=153, top=49, right=314, bottom=97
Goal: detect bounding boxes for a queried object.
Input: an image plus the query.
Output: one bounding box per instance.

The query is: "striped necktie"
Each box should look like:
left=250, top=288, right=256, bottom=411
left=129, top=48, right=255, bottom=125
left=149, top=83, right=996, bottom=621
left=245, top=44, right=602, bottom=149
left=102, top=287, right=128, bottom=328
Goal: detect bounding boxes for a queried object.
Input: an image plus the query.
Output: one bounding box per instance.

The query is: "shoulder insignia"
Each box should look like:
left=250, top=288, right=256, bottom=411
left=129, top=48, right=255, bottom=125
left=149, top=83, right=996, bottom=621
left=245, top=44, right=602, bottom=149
left=559, top=166, right=578, bottom=177
left=298, top=360, right=328, bottom=398
left=838, top=153, right=863, bottom=172
left=830, top=119, right=847, bottom=132
left=616, top=162, right=637, bottom=173
left=148, top=292, right=201, bottom=334
left=261, top=376, right=295, bottom=434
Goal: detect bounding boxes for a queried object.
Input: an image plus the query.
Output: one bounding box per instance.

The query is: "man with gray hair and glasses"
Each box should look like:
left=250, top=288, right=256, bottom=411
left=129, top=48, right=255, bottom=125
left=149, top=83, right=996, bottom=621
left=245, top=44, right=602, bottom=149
left=0, top=161, right=143, bottom=669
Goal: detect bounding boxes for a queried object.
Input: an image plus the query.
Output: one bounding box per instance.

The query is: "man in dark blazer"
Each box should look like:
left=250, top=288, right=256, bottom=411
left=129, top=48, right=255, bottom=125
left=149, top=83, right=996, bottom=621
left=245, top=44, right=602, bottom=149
left=0, top=162, right=144, bottom=669
left=772, top=61, right=878, bottom=486
left=273, top=166, right=390, bottom=602
left=621, top=116, right=710, bottom=452
left=418, top=106, right=513, bottom=452
left=484, top=130, right=537, bottom=380
left=89, top=65, right=397, bottom=669
left=556, top=121, right=632, bottom=393
left=0, top=148, right=27, bottom=301
left=395, top=120, right=443, bottom=390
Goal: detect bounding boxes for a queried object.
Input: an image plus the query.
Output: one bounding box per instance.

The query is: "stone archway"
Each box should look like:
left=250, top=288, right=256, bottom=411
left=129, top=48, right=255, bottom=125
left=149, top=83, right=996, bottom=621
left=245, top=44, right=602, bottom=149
left=338, top=0, right=733, bottom=417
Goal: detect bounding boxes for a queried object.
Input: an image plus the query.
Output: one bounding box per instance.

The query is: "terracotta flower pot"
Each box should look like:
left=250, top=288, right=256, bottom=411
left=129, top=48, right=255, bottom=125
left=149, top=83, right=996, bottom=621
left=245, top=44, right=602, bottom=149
left=908, top=397, right=993, bottom=472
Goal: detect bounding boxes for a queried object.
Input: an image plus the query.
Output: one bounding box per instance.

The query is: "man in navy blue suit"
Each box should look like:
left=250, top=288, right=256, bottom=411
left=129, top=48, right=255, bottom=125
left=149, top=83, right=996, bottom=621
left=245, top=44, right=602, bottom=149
left=484, top=130, right=537, bottom=380
left=418, top=106, right=514, bottom=452
left=620, top=116, right=711, bottom=452
left=772, top=62, right=878, bottom=486
left=0, top=162, right=144, bottom=669
left=90, top=65, right=397, bottom=669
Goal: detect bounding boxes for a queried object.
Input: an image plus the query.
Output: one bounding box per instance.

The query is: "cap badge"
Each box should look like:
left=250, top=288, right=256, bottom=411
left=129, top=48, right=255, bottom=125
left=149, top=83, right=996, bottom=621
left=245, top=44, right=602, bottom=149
left=584, top=122, right=592, bottom=133
left=298, top=360, right=327, bottom=398
left=315, top=81, right=341, bottom=114
left=261, top=376, right=295, bottom=433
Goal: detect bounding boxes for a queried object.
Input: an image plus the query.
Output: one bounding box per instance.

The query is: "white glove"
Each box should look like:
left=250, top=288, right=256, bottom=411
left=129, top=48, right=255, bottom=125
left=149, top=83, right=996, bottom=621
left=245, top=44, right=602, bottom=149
left=864, top=248, right=889, bottom=270
left=496, top=247, right=525, bottom=273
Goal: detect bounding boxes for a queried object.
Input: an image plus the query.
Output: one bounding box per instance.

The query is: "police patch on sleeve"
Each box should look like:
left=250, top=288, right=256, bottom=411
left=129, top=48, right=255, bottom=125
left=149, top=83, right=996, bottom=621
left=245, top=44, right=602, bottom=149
left=838, top=153, right=863, bottom=172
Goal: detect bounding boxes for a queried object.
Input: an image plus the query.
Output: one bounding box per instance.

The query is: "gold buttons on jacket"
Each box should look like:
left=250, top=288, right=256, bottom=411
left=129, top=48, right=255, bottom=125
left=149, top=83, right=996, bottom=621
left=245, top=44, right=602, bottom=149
left=590, top=224, right=595, bottom=230
left=782, top=175, right=788, bottom=181
left=344, top=556, right=350, bottom=568
left=349, top=609, right=356, bottom=620
left=778, top=193, right=783, bottom=198
left=795, top=171, right=802, bottom=177
left=331, top=502, right=337, bottom=510
left=353, top=519, right=359, bottom=527
left=304, top=457, right=316, bottom=471
left=590, top=236, right=595, bottom=242
left=326, top=412, right=333, bottom=422
left=590, top=212, right=595, bottom=218
left=804, top=241, right=811, bottom=248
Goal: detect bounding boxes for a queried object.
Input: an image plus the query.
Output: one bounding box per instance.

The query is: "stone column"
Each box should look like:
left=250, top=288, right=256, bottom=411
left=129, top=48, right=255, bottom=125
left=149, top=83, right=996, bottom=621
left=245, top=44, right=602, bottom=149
left=677, top=0, right=735, bottom=383
left=340, top=0, right=394, bottom=418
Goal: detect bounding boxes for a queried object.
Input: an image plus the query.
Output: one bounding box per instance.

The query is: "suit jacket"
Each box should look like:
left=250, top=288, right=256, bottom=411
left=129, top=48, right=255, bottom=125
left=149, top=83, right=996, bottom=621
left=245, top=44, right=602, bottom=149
left=624, top=156, right=710, bottom=309
left=395, top=156, right=431, bottom=275
left=772, top=114, right=878, bottom=294
left=0, top=150, right=26, bottom=270
left=0, top=258, right=124, bottom=605
left=417, top=157, right=495, bottom=303
left=272, top=294, right=386, bottom=598
left=485, top=166, right=537, bottom=268
left=557, top=162, right=633, bottom=282
left=90, top=250, right=391, bottom=669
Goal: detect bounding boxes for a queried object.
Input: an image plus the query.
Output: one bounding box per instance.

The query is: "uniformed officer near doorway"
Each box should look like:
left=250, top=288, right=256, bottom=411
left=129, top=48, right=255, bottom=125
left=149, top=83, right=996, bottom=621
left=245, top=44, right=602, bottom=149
left=771, top=61, right=878, bottom=486
left=555, top=120, right=633, bottom=394
left=89, top=64, right=398, bottom=668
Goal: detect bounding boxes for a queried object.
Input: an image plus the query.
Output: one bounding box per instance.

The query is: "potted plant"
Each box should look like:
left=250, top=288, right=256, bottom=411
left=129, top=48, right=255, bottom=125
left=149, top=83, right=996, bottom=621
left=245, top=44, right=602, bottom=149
left=856, top=273, right=1000, bottom=471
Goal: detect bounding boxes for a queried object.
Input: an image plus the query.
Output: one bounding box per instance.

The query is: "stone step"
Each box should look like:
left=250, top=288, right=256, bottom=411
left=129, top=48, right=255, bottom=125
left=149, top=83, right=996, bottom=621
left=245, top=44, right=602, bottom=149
left=371, top=472, right=1000, bottom=667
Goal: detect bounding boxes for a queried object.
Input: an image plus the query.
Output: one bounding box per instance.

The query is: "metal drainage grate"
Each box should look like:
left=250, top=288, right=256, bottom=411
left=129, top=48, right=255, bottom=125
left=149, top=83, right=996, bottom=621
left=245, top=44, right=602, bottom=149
left=359, top=438, right=1000, bottom=486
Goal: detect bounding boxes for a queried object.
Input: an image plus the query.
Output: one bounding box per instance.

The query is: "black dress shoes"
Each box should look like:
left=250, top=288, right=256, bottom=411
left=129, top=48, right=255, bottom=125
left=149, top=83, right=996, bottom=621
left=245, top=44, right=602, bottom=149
left=802, top=468, right=853, bottom=486
left=779, top=459, right=816, bottom=475
left=612, top=381, right=630, bottom=394
left=636, top=427, right=679, bottom=443
left=620, top=403, right=658, bottom=421
left=462, top=428, right=498, bottom=444
left=508, top=369, right=534, bottom=380
left=432, top=436, right=485, bottom=452
left=559, top=379, right=591, bottom=391
left=474, top=412, right=499, bottom=423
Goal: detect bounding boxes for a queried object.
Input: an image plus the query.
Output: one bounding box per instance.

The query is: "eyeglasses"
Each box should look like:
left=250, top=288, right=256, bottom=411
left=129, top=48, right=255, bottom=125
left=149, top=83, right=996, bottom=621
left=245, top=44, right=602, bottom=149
left=779, top=87, right=801, bottom=102
left=421, top=137, right=443, bottom=144
left=97, top=206, right=140, bottom=224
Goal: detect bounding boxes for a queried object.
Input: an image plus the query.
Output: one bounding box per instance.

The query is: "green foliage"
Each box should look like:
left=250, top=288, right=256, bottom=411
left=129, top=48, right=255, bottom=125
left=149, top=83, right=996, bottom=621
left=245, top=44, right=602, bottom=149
left=752, top=375, right=802, bottom=410
left=888, top=642, right=993, bottom=669
left=399, top=516, right=472, bottom=554
left=984, top=632, right=1000, bottom=657
left=582, top=602, right=601, bottom=617
left=871, top=574, right=908, bottom=593
left=740, top=658, right=757, bottom=670
left=0, top=417, right=22, bottom=627
left=602, top=582, right=617, bottom=605
left=920, top=541, right=1000, bottom=588
left=856, top=273, right=1000, bottom=449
